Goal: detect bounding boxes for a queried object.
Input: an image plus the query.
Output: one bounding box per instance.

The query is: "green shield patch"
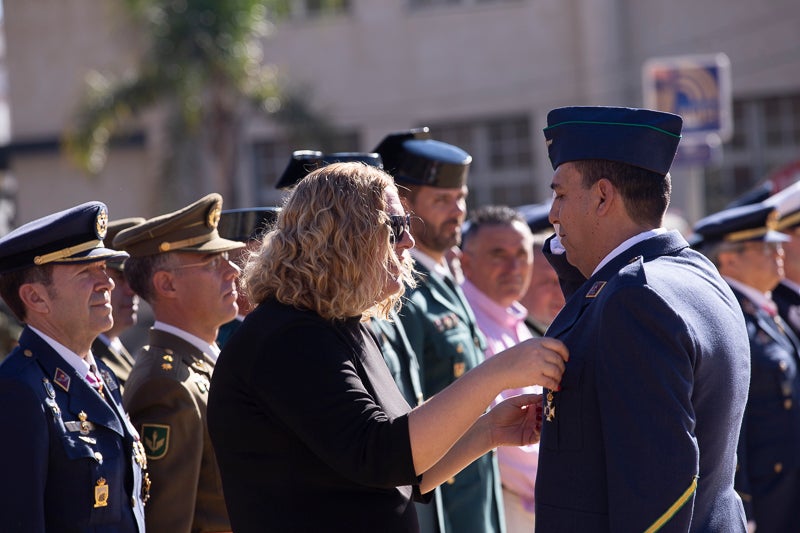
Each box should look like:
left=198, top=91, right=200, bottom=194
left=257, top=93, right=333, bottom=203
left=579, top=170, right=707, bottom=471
left=142, top=424, right=170, bottom=460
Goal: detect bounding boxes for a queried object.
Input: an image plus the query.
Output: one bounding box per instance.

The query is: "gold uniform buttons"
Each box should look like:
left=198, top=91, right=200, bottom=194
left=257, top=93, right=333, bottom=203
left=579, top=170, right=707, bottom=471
left=784, top=399, right=793, bottom=410
left=774, top=462, right=783, bottom=473
left=779, top=360, right=788, bottom=372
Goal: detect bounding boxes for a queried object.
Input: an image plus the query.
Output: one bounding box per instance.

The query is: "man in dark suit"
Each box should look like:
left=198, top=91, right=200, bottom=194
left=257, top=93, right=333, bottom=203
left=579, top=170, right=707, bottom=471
left=0, top=202, right=148, bottom=532
left=694, top=202, right=800, bottom=533
left=92, top=217, right=145, bottom=391
left=375, top=129, right=505, bottom=533
left=113, top=194, right=243, bottom=533
left=535, top=106, right=750, bottom=532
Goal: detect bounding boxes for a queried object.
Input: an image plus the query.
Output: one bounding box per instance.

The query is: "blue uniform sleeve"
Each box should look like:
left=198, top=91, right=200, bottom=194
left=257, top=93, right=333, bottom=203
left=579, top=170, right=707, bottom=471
left=0, top=378, right=49, bottom=532
left=595, top=284, right=698, bottom=531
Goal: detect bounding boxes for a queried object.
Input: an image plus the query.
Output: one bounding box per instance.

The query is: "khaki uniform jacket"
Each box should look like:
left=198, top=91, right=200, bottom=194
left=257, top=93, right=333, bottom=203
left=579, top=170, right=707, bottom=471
left=123, top=328, right=230, bottom=533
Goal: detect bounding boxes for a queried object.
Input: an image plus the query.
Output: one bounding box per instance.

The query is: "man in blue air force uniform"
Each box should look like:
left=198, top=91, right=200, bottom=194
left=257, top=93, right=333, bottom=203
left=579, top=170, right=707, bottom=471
left=0, top=202, right=148, bottom=532
left=535, top=106, right=750, bottom=532
left=694, top=202, right=800, bottom=532
left=376, top=129, right=505, bottom=533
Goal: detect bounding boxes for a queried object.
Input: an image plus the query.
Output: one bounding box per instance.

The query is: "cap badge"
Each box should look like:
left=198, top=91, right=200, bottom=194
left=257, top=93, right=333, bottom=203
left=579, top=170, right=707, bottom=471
left=766, top=209, right=779, bottom=230
left=207, top=203, right=222, bottom=230
left=95, top=207, right=109, bottom=240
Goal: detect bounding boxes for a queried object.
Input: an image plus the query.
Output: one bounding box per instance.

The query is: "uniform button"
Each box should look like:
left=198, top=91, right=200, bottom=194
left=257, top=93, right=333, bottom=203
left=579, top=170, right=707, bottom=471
left=779, top=360, right=788, bottom=371
left=447, top=477, right=456, bottom=485
left=785, top=399, right=793, bottom=410
left=774, top=462, right=783, bottom=473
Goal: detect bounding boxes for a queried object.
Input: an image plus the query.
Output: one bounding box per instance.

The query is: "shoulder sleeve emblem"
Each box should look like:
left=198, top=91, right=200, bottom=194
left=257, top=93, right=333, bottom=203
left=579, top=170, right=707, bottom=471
left=141, top=424, right=170, bottom=460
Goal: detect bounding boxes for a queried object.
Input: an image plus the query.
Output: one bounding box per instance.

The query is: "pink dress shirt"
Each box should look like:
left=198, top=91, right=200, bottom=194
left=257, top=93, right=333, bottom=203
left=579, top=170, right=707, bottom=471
left=462, top=279, right=540, bottom=512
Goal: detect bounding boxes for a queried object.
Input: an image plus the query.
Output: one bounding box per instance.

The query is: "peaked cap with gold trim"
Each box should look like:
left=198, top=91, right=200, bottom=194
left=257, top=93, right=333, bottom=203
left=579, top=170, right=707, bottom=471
left=764, top=180, right=800, bottom=231
left=113, top=193, right=245, bottom=257
left=0, top=201, right=128, bottom=274
left=691, top=202, right=790, bottom=249
left=105, top=217, right=146, bottom=270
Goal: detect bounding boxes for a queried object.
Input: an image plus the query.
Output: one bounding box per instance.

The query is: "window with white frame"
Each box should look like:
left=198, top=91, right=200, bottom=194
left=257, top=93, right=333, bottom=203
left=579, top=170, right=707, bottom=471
left=409, top=0, right=520, bottom=9
left=426, top=114, right=537, bottom=209
left=251, top=130, right=360, bottom=205
left=288, top=0, right=351, bottom=20
left=703, top=92, right=800, bottom=214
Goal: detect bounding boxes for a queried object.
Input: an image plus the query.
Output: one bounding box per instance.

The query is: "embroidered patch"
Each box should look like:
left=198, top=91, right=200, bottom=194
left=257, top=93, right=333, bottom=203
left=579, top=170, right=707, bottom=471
left=53, top=368, right=71, bottom=392
left=586, top=281, right=607, bottom=298
left=141, top=424, right=170, bottom=460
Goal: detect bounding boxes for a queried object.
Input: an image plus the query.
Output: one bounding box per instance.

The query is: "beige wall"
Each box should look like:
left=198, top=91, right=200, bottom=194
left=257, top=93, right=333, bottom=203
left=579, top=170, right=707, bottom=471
left=3, top=0, right=800, bottom=223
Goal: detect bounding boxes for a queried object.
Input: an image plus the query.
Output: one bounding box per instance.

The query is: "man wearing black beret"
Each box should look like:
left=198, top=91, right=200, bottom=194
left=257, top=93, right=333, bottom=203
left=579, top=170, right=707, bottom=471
left=0, top=202, right=148, bottom=532
left=536, top=106, right=750, bottom=531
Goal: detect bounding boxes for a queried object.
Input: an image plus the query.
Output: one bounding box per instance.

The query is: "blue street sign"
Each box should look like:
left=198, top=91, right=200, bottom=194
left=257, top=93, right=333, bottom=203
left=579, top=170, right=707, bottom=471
left=643, top=53, right=732, bottom=143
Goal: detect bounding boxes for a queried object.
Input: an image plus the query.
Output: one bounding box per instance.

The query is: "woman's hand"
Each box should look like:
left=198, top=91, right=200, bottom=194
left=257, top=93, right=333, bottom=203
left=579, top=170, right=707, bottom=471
left=485, top=393, right=544, bottom=448
left=491, top=337, right=569, bottom=392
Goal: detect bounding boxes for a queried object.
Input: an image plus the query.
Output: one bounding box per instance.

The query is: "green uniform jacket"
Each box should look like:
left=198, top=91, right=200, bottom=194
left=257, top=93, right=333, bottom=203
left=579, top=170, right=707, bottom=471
left=123, top=329, right=230, bottom=533
left=397, top=262, right=505, bottom=533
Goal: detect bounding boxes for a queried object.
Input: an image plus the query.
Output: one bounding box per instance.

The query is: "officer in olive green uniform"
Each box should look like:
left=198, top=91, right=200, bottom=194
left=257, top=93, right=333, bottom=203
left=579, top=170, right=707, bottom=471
left=114, top=194, right=244, bottom=533
left=375, top=130, right=505, bottom=533
left=91, top=217, right=145, bottom=391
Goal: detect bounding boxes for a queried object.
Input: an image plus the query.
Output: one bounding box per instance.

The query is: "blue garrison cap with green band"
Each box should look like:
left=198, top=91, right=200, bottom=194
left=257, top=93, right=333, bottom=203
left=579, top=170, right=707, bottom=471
left=544, top=106, right=683, bottom=176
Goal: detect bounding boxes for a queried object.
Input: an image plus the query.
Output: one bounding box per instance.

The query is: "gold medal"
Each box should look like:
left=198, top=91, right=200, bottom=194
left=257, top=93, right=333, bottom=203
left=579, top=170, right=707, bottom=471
left=94, top=478, right=109, bottom=508
left=544, top=390, right=556, bottom=422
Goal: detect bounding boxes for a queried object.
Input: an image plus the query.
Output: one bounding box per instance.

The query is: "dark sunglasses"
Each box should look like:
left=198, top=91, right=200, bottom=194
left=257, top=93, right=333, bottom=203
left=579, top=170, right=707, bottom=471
left=386, top=214, right=411, bottom=244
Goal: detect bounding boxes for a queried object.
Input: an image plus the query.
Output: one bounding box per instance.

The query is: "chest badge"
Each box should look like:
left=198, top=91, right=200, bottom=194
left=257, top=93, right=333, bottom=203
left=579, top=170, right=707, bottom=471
left=544, top=390, right=556, bottom=422
left=94, top=478, right=109, bottom=508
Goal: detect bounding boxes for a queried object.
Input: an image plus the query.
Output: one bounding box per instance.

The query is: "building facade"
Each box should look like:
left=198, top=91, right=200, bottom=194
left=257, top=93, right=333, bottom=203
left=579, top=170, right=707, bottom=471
left=2, top=0, right=799, bottom=223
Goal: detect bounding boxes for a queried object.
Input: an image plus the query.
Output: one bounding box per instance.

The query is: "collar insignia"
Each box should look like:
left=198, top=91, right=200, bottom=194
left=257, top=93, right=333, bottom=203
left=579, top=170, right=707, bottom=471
left=54, top=368, right=71, bottom=392
left=586, top=281, right=607, bottom=298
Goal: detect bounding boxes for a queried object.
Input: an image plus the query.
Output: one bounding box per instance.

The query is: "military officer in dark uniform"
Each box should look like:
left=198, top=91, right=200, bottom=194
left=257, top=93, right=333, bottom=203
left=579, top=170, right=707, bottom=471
left=215, top=206, right=280, bottom=348
left=113, top=193, right=244, bottom=533
left=694, top=202, right=800, bottom=533
left=0, top=201, right=148, bottom=532
left=92, top=217, right=145, bottom=391
left=516, top=202, right=564, bottom=338
left=375, top=129, right=506, bottom=533
left=764, top=182, right=800, bottom=340
left=536, top=106, right=750, bottom=532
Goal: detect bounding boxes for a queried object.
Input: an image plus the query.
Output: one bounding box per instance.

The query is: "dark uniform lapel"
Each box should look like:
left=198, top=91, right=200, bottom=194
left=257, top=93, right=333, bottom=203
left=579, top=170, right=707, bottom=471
left=546, top=231, right=689, bottom=340
left=414, top=263, right=468, bottom=318
left=732, top=288, right=800, bottom=357
left=21, top=329, right=125, bottom=437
